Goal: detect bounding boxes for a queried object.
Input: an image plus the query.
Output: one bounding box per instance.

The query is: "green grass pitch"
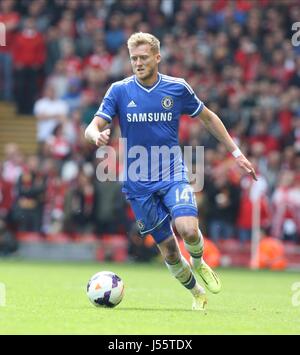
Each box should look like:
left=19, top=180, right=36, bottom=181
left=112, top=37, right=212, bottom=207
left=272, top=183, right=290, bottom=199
left=0, top=259, right=299, bottom=334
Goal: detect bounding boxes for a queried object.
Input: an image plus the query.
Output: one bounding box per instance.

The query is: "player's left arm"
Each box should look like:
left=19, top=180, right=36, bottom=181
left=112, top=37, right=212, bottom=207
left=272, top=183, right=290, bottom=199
left=198, top=106, right=257, bottom=181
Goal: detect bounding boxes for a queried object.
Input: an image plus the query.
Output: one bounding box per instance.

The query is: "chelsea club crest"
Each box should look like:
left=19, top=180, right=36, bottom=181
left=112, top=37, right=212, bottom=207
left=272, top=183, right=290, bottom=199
left=161, top=96, right=174, bottom=110
left=136, top=220, right=145, bottom=232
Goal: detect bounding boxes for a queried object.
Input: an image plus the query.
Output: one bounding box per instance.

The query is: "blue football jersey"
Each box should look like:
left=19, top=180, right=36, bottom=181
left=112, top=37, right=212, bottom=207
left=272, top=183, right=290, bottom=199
left=95, top=73, right=204, bottom=196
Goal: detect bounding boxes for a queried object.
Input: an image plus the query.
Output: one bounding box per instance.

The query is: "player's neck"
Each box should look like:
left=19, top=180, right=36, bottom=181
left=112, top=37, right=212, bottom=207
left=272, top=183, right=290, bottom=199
left=136, top=72, right=159, bottom=87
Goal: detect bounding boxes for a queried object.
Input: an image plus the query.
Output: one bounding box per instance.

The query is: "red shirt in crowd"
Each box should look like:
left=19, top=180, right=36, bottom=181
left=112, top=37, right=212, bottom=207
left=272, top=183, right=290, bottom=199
left=83, top=53, right=112, bottom=71
left=12, top=29, right=46, bottom=68
left=0, top=178, right=14, bottom=217
left=248, top=135, right=279, bottom=155
left=278, top=109, right=293, bottom=137
left=62, top=56, right=82, bottom=76
left=234, top=49, right=261, bottom=82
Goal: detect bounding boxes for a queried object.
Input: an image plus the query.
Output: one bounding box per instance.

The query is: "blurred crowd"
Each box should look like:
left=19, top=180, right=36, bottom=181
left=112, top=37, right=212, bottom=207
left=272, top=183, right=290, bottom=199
left=0, top=0, right=300, bottom=250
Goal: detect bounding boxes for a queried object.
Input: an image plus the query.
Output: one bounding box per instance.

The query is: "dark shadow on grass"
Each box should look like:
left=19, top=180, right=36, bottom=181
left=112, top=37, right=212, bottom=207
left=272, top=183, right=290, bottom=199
left=80, top=306, right=194, bottom=312
left=114, top=307, right=196, bottom=312
left=79, top=306, right=217, bottom=314
left=80, top=305, right=214, bottom=313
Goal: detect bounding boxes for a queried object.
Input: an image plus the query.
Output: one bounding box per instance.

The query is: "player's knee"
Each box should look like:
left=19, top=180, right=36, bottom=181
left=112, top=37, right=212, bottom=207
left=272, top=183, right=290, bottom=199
left=178, top=226, right=198, bottom=243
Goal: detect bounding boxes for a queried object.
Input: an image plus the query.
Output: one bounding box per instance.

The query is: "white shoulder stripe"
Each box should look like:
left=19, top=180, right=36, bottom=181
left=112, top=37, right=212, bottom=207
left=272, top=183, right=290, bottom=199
left=122, top=77, right=134, bottom=84
left=161, top=74, right=193, bottom=89
left=104, top=78, right=134, bottom=98
left=161, top=74, right=189, bottom=84
left=114, top=78, right=134, bottom=86
left=161, top=78, right=194, bottom=95
left=161, top=74, right=183, bottom=81
left=161, top=74, right=192, bottom=86
left=161, top=75, right=195, bottom=93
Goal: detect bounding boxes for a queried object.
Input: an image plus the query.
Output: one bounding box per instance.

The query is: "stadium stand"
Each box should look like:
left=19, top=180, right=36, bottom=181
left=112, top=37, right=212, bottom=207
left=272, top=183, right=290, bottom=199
left=0, top=0, right=299, bottom=266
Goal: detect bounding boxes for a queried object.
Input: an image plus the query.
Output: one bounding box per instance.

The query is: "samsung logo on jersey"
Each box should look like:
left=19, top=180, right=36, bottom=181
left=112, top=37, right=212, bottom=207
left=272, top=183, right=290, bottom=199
left=127, top=112, right=173, bottom=122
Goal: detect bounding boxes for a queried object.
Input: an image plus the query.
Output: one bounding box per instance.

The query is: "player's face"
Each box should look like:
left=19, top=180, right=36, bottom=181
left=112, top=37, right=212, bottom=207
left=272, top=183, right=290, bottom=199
left=129, top=44, right=161, bottom=85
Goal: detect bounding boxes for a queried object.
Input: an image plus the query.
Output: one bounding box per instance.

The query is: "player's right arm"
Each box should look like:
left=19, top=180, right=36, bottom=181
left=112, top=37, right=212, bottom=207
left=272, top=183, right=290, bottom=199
left=84, top=116, right=110, bottom=147
left=85, top=83, right=118, bottom=147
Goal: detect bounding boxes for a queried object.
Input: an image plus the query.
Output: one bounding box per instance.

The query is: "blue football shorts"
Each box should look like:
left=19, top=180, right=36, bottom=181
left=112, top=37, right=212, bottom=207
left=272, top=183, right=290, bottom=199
left=126, top=182, right=198, bottom=244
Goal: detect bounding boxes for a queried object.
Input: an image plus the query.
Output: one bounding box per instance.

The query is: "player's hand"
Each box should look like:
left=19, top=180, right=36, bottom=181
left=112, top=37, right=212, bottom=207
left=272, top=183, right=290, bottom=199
left=95, top=129, right=111, bottom=147
left=235, top=155, right=258, bottom=181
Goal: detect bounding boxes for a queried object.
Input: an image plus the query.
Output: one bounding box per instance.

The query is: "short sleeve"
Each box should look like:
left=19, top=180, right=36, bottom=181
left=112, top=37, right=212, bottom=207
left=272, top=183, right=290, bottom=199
left=181, top=80, right=204, bottom=118
left=94, top=84, right=118, bottom=123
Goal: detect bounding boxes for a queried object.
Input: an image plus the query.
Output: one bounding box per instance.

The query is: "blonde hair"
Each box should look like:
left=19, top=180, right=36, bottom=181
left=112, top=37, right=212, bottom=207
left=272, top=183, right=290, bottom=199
left=127, top=32, right=160, bottom=54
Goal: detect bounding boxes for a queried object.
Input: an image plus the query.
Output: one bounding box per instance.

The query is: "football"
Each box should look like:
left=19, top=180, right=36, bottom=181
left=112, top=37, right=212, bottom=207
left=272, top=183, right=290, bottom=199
left=86, top=271, right=124, bottom=308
